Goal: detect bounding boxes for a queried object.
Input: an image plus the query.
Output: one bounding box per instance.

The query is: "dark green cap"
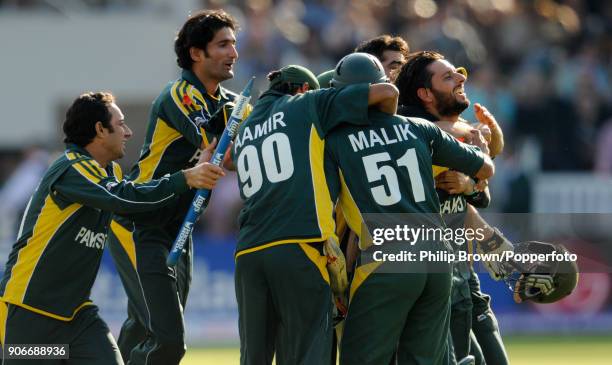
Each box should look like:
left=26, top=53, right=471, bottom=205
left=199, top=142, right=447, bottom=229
left=269, top=65, right=320, bottom=90
left=332, top=52, right=388, bottom=88
left=316, top=70, right=334, bottom=88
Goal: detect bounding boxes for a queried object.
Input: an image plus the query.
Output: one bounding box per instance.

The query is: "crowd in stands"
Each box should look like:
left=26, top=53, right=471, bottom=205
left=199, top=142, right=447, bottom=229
left=1, top=0, right=610, bottom=221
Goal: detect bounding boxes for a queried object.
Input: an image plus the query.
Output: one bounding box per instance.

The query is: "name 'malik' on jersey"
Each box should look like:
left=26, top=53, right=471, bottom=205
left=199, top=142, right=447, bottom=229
left=325, top=112, right=486, bottom=241
left=232, top=84, right=371, bottom=254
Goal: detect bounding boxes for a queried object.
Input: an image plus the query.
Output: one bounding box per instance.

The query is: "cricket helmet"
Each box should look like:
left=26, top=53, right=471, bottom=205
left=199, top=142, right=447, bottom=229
left=268, top=64, right=320, bottom=91
left=504, top=241, right=579, bottom=304
left=331, top=52, right=389, bottom=88
left=316, top=69, right=334, bottom=88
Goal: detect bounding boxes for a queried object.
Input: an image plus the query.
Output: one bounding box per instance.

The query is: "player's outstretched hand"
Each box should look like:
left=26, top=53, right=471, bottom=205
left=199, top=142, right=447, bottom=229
left=474, top=103, right=504, bottom=157
left=183, top=162, right=225, bottom=190
left=469, top=129, right=490, bottom=156
left=475, top=123, right=492, bottom=143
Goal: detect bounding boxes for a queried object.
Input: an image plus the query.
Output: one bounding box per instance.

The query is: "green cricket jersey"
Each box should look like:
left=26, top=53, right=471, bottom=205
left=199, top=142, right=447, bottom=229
left=233, top=84, right=370, bottom=255
left=130, top=70, right=236, bottom=182
left=0, top=144, right=189, bottom=321
left=117, top=70, right=237, bottom=229
left=325, top=111, right=485, bottom=239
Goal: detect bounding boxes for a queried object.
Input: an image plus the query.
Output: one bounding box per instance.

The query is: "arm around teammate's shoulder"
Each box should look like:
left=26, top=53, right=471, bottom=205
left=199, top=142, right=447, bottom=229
left=474, top=154, right=494, bottom=181
left=368, top=83, right=399, bottom=115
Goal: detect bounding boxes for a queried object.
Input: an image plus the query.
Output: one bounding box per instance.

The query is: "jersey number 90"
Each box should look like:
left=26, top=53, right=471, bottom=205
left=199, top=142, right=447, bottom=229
left=237, top=133, right=294, bottom=197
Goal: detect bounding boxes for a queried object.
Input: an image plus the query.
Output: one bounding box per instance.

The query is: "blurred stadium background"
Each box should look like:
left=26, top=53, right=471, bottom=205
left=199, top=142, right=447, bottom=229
left=0, top=0, right=611, bottom=363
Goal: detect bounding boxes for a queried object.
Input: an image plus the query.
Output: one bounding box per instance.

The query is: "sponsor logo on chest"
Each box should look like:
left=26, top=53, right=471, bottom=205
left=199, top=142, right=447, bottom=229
left=440, top=195, right=466, bottom=214
left=75, top=227, right=106, bottom=250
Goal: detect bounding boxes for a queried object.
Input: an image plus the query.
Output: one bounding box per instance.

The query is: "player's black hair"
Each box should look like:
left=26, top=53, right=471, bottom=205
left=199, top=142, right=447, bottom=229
left=355, top=35, right=410, bottom=61
left=63, top=92, right=115, bottom=147
left=267, top=71, right=304, bottom=95
left=174, top=9, right=239, bottom=70
left=395, top=51, right=445, bottom=107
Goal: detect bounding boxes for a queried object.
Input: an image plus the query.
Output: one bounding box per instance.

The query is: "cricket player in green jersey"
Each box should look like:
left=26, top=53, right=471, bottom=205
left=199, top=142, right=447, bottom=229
left=0, top=92, right=223, bottom=365
left=350, top=38, right=484, bottom=365
left=317, top=35, right=410, bottom=281
left=395, top=50, right=510, bottom=365
left=357, top=40, right=507, bottom=365
left=328, top=34, right=411, bottom=304
left=318, top=39, right=410, bottom=360
left=105, top=10, right=244, bottom=365
left=230, top=57, right=399, bottom=365
left=322, top=55, right=495, bottom=365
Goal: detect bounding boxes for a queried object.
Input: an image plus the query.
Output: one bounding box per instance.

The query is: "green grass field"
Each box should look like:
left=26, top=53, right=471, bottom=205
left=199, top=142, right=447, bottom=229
left=181, top=335, right=612, bottom=364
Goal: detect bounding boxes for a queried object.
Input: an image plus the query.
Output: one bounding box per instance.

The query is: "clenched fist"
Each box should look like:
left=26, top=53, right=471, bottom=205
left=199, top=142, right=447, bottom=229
left=183, top=160, right=225, bottom=190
